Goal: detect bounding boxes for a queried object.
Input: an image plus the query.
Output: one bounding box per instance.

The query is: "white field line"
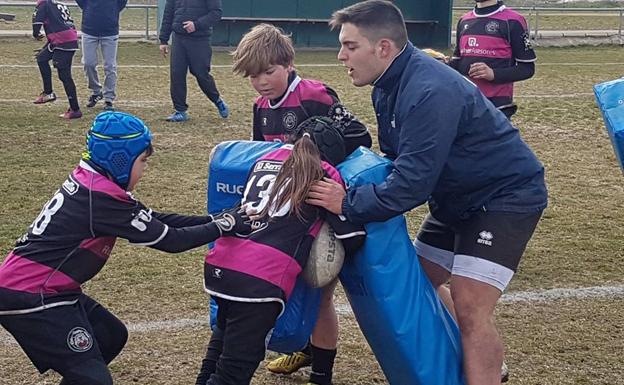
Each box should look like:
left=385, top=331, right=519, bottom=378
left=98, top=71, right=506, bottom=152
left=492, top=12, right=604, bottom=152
left=0, top=93, right=595, bottom=106
left=0, top=62, right=622, bottom=69
left=1, top=284, right=623, bottom=346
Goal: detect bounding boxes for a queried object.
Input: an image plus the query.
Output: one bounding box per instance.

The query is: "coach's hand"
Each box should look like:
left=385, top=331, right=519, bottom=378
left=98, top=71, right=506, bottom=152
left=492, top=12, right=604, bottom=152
left=211, top=204, right=252, bottom=236
left=306, top=177, right=345, bottom=215
left=182, top=21, right=196, bottom=33
left=159, top=44, right=169, bottom=58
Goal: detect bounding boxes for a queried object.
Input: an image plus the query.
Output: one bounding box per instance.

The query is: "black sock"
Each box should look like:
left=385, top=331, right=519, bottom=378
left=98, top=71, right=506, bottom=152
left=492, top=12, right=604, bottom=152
left=308, top=344, right=336, bottom=385
left=301, top=340, right=312, bottom=356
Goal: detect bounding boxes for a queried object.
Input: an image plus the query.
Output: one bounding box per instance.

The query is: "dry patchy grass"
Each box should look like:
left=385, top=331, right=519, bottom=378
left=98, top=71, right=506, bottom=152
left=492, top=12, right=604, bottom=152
left=1, top=40, right=624, bottom=384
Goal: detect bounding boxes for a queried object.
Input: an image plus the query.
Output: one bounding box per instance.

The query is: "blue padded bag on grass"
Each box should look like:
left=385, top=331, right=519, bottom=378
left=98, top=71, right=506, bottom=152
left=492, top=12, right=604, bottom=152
left=207, top=140, right=321, bottom=353
left=337, top=147, right=465, bottom=385
left=594, top=78, right=624, bottom=172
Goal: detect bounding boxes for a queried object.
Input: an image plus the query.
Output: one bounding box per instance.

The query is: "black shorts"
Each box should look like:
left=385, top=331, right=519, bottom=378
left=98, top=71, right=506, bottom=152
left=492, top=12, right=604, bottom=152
left=414, top=210, right=542, bottom=291
left=36, top=45, right=75, bottom=70
left=0, top=294, right=125, bottom=383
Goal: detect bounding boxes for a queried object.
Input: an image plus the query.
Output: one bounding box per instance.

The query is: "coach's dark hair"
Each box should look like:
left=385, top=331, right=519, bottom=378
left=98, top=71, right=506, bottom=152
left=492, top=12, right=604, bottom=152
left=329, top=0, right=408, bottom=48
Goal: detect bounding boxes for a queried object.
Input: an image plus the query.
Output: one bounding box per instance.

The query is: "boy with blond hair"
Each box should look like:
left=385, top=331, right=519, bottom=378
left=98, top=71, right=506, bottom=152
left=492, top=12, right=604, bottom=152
left=218, top=23, right=371, bottom=385
left=233, top=23, right=371, bottom=152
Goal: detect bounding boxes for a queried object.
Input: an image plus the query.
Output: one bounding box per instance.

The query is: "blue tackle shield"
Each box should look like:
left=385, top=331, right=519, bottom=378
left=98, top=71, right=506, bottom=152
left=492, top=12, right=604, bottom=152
left=207, top=140, right=321, bottom=353
left=338, top=147, right=465, bottom=385
left=594, top=78, right=624, bottom=172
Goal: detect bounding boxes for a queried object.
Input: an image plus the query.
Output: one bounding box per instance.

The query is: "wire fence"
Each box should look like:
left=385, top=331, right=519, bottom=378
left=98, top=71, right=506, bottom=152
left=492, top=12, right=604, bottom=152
left=1, top=2, right=623, bottom=41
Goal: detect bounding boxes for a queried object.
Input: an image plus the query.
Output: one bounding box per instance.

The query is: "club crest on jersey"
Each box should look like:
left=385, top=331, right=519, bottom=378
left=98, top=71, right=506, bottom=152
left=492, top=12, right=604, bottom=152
left=212, top=268, right=223, bottom=278
left=485, top=21, right=499, bottom=34
left=282, top=111, right=298, bottom=131
left=67, top=327, right=93, bottom=352
left=62, top=177, right=79, bottom=195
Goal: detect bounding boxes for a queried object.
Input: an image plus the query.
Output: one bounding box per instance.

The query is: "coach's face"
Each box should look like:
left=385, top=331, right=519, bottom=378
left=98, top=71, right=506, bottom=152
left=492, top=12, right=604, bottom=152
left=337, top=23, right=385, bottom=87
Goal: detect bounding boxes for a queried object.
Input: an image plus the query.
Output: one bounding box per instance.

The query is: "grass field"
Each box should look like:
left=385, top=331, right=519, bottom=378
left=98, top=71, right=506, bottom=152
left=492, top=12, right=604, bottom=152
left=1, top=39, right=624, bottom=384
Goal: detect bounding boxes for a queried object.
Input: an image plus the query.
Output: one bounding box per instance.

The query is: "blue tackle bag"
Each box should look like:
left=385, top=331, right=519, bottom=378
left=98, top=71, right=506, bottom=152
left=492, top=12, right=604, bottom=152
left=594, top=78, right=624, bottom=172
left=338, top=147, right=465, bottom=385
left=207, top=140, right=321, bottom=353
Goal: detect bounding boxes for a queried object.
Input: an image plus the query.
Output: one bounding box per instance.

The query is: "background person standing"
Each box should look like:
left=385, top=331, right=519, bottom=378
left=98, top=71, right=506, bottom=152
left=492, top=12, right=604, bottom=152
left=76, top=0, right=127, bottom=111
left=158, top=0, right=229, bottom=122
left=32, top=0, right=82, bottom=119
left=449, top=0, right=536, bottom=119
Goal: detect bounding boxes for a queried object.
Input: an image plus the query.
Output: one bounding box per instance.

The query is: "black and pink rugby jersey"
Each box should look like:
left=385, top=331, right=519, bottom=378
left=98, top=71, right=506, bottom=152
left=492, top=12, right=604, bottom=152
left=204, top=145, right=365, bottom=308
left=452, top=4, right=535, bottom=109
left=252, top=72, right=364, bottom=144
left=0, top=161, right=216, bottom=315
left=32, top=0, right=79, bottom=51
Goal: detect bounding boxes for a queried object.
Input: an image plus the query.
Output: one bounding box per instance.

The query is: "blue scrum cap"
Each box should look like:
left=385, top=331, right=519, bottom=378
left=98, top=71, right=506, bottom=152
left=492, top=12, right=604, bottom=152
left=84, top=111, right=152, bottom=188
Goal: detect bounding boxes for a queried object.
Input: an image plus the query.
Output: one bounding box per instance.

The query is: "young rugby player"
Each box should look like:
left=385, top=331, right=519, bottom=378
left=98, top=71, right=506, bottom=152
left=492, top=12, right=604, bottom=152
left=228, top=23, right=372, bottom=385
left=0, top=111, right=250, bottom=385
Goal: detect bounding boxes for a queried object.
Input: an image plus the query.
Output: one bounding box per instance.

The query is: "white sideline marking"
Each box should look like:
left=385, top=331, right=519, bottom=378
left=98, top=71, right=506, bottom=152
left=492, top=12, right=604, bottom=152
left=0, top=92, right=594, bottom=106
left=0, top=62, right=621, bottom=69
left=1, top=284, right=623, bottom=346
left=0, top=63, right=341, bottom=69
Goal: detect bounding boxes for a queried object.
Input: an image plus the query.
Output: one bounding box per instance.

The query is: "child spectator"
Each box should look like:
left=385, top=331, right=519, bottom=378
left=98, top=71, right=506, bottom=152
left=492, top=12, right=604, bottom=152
left=449, top=0, right=536, bottom=119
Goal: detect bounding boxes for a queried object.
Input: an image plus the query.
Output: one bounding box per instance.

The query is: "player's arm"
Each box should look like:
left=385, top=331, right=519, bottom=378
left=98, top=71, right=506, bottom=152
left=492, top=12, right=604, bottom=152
left=448, top=18, right=463, bottom=70
left=75, top=0, right=85, bottom=9
left=342, top=82, right=459, bottom=224
left=492, top=17, right=536, bottom=84
left=146, top=205, right=250, bottom=252
left=93, top=196, right=250, bottom=253
left=152, top=211, right=212, bottom=227
left=252, top=103, right=264, bottom=141
left=32, top=3, right=44, bottom=39
left=158, top=0, right=175, bottom=43
left=491, top=61, right=534, bottom=84
left=324, top=211, right=366, bottom=258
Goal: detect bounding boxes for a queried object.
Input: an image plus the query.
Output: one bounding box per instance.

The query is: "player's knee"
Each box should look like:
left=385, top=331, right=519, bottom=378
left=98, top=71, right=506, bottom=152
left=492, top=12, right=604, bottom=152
left=57, top=67, right=72, bottom=83
left=83, top=60, right=98, bottom=70
left=61, top=358, right=113, bottom=385
left=452, top=298, right=494, bottom=336
left=103, top=63, right=116, bottom=74
left=418, top=256, right=450, bottom=287
left=98, top=320, right=128, bottom=363
left=110, top=324, right=128, bottom=357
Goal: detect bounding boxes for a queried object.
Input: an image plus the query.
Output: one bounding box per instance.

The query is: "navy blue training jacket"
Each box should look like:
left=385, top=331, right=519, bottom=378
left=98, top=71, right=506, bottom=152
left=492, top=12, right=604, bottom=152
left=342, top=43, right=547, bottom=225
left=76, top=0, right=127, bottom=37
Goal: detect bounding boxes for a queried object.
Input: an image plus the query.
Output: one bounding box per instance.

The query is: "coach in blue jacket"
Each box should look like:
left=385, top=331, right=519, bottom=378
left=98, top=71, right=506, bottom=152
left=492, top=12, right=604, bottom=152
left=307, top=2, right=547, bottom=385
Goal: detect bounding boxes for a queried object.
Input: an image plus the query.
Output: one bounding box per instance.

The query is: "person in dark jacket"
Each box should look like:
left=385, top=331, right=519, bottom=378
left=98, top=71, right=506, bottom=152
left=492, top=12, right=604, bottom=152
left=0, top=111, right=251, bottom=385
left=76, top=0, right=127, bottom=111
left=306, top=2, right=547, bottom=385
left=158, top=0, right=229, bottom=122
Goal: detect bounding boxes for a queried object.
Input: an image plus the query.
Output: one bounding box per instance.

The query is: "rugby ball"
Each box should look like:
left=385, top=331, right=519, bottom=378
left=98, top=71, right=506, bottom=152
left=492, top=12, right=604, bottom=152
left=303, top=222, right=345, bottom=288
